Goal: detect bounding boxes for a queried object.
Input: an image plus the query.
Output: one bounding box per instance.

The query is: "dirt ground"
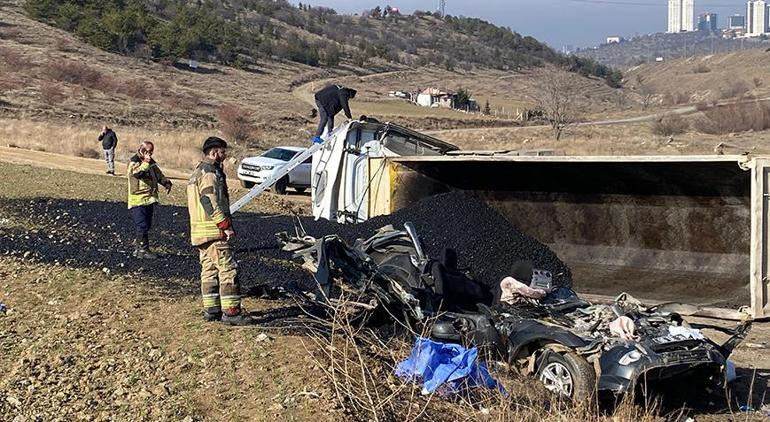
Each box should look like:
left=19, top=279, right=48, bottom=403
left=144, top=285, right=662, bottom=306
left=0, top=155, right=768, bottom=421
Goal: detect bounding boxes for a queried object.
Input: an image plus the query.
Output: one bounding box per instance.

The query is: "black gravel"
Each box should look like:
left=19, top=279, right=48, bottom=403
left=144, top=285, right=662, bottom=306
left=0, top=192, right=571, bottom=297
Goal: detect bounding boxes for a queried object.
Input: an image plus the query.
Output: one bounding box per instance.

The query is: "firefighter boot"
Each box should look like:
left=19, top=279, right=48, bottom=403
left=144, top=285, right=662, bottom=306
left=221, top=307, right=255, bottom=326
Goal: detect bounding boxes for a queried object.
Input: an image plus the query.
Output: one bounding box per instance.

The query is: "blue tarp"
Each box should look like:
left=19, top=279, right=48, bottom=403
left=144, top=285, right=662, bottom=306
left=395, top=337, right=504, bottom=396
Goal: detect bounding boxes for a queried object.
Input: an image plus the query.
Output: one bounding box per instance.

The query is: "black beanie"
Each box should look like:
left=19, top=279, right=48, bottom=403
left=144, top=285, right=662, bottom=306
left=202, top=136, right=227, bottom=153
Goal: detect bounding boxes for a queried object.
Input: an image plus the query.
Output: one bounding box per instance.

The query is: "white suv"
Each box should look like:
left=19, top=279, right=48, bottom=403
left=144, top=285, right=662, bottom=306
left=237, top=146, right=311, bottom=194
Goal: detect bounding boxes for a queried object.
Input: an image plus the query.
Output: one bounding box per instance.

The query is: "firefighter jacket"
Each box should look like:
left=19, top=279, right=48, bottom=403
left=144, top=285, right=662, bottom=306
left=187, top=158, right=232, bottom=246
left=127, top=154, right=170, bottom=209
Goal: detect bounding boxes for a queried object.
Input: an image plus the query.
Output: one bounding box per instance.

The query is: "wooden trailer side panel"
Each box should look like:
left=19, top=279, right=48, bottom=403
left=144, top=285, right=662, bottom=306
left=751, top=158, right=770, bottom=318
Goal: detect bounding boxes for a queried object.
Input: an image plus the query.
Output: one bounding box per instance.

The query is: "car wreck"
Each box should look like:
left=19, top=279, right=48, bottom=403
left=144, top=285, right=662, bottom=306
left=278, top=223, right=753, bottom=402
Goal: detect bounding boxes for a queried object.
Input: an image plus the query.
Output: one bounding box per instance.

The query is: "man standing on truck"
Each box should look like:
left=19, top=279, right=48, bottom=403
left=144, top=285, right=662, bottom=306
left=312, top=85, right=357, bottom=143
left=127, top=140, right=172, bottom=259
left=187, top=136, right=253, bottom=326
left=98, top=126, right=118, bottom=175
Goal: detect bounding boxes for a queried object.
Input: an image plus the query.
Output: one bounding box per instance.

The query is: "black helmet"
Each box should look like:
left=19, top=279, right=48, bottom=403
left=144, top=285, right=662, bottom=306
left=202, top=136, right=228, bottom=153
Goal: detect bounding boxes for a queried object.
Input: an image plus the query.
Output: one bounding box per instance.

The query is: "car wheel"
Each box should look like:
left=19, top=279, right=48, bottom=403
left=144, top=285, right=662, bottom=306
left=536, top=351, right=596, bottom=401
left=294, top=187, right=307, bottom=194
left=240, top=180, right=255, bottom=189
left=271, top=176, right=288, bottom=195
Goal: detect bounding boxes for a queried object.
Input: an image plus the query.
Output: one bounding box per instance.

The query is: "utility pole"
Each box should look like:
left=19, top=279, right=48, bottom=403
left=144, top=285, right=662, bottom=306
left=437, top=0, right=446, bottom=17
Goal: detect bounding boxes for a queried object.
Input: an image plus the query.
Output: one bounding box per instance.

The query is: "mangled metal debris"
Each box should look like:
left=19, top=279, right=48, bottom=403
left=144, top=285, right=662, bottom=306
left=277, top=223, right=753, bottom=401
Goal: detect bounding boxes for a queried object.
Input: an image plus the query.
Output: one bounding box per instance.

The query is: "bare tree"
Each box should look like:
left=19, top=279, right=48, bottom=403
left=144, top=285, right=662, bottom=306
left=639, top=84, right=655, bottom=110
left=531, top=68, right=580, bottom=140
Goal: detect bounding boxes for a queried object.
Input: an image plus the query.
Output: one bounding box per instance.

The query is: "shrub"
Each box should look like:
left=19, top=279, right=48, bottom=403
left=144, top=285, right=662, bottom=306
left=719, top=81, right=749, bottom=100
left=0, top=47, right=30, bottom=69
left=694, top=102, right=770, bottom=135
left=40, top=82, right=66, bottom=105
left=75, top=146, right=101, bottom=159
left=651, top=114, right=689, bottom=136
left=42, top=59, right=103, bottom=88
left=692, top=63, right=711, bottom=74
left=218, top=104, right=254, bottom=143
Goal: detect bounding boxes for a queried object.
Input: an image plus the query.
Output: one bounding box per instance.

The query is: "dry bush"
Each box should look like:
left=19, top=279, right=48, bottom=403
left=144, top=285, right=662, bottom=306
left=694, top=102, right=770, bottom=135
left=40, top=82, right=66, bottom=105
left=651, top=114, right=689, bottom=136
left=114, top=78, right=154, bottom=100
left=692, top=63, right=711, bottom=74
left=42, top=59, right=104, bottom=88
left=0, top=47, right=30, bottom=69
left=299, top=294, right=665, bottom=421
left=719, top=81, right=749, bottom=100
left=218, top=103, right=255, bottom=143
left=75, top=146, right=101, bottom=159
left=675, top=91, right=691, bottom=105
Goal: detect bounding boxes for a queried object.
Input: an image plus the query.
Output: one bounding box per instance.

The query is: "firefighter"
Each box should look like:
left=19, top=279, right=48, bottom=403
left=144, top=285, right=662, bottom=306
left=187, top=136, right=253, bottom=325
left=127, top=140, right=172, bottom=259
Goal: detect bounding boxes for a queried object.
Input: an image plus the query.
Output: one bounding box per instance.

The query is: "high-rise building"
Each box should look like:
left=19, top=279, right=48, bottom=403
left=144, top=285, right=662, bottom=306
left=668, top=0, right=695, bottom=33
left=729, top=14, right=746, bottom=29
left=747, top=1, right=768, bottom=36
left=698, top=13, right=718, bottom=31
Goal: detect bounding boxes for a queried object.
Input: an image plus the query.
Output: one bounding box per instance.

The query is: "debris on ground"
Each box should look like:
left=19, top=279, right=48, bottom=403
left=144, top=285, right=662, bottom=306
left=0, top=303, right=6, bottom=315
left=395, top=337, right=502, bottom=396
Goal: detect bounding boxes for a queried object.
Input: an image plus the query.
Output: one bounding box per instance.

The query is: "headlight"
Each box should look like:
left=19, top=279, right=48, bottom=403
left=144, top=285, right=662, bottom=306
left=619, top=350, right=643, bottom=366
left=261, top=165, right=274, bottom=170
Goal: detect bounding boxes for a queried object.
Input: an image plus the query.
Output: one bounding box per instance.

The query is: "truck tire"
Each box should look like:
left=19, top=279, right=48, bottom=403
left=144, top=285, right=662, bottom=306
left=536, top=351, right=596, bottom=402
left=271, top=176, right=288, bottom=195
left=240, top=180, right=255, bottom=189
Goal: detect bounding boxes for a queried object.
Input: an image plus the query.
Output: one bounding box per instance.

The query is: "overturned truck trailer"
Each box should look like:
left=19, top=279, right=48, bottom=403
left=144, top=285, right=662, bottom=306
left=311, top=121, right=770, bottom=320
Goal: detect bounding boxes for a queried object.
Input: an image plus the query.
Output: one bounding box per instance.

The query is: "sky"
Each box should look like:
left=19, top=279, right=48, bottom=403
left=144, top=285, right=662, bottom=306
left=294, top=0, right=749, bottom=49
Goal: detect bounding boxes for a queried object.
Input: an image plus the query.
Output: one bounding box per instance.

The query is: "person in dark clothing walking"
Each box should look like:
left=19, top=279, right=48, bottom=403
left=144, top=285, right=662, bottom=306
left=98, top=126, right=118, bottom=175
left=127, top=140, right=172, bottom=259
left=313, top=85, right=357, bottom=143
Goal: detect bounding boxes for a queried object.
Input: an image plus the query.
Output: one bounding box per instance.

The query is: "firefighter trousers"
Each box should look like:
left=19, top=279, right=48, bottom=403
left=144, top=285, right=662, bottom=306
left=198, top=240, right=240, bottom=315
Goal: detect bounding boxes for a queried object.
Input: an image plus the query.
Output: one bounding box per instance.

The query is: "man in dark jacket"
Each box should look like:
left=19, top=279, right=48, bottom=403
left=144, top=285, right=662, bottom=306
left=98, top=126, right=118, bottom=175
left=313, top=85, right=357, bottom=143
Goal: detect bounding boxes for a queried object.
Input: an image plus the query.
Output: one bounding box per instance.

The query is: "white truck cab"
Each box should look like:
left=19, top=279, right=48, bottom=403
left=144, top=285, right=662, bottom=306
left=311, top=121, right=457, bottom=223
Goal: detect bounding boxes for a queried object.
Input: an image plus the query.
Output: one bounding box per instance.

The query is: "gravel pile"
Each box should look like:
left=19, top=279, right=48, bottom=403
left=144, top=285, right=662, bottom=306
left=0, top=192, right=571, bottom=295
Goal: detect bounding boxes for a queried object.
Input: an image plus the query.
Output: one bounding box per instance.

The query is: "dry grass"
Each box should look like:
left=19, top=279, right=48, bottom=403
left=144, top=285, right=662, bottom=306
left=650, top=114, right=689, bottom=136
left=0, top=118, right=212, bottom=172
left=299, top=294, right=668, bottom=421
left=694, top=101, right=770, bottom=135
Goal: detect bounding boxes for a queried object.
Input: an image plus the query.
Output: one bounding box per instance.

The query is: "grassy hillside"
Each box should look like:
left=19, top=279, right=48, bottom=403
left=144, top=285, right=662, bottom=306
left=0, top=0, right=637, bottom=170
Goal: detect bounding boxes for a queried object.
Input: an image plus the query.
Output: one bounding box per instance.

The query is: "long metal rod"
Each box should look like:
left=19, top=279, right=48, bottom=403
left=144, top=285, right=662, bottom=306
left=230, top=142, right=324, bottom=214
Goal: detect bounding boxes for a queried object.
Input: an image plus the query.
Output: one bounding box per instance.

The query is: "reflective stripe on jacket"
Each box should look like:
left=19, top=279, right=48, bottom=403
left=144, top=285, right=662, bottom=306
left=187, top=159, right=231, bottom=246
left=127, top=155, right=169, bottom=209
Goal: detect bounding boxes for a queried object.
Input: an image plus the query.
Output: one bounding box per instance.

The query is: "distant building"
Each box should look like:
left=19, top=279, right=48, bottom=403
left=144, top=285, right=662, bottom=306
left=668, top=0, right=694, bottom=33
left=729, top=14, right=746, bottom=29
left=747, top=0, right=769, bottom=37
left=416, top=88, right=454, bottom=108
left=698, top=13, right=718, bottom=31
left=606, top=36, right=623, bottom=44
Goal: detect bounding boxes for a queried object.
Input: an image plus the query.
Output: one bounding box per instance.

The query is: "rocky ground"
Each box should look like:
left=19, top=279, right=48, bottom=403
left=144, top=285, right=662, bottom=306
left=1, top=160, right=769, bottom=421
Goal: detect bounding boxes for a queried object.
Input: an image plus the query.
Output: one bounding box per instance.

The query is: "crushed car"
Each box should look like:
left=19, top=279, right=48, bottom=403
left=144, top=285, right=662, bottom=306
left=278, top=223, right=752, bottom=401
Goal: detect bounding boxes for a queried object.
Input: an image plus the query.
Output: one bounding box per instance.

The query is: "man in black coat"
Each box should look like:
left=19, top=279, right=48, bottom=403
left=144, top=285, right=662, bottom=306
left=313, top=85, right=357, bottom=143
left=98, top=126, right=118, bottom=175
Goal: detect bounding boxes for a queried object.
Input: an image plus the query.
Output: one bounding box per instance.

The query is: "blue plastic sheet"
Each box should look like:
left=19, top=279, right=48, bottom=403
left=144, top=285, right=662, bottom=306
left=395, top=337, right=503, bottom=396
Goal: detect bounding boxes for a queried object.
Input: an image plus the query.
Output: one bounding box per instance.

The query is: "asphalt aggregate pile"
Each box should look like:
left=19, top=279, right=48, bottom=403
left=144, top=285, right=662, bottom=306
left=0, top=192, right=571, bottom=296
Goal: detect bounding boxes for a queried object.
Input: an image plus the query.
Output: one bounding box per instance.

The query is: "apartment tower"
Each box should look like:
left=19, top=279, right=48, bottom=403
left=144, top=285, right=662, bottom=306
left=668, top=0, right=695, bottom=33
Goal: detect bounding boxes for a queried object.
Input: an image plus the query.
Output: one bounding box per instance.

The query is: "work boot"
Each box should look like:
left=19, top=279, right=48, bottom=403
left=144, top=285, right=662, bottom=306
left=133, top=235, right=157, bottom=259
left=202, top=310, right=222, bottom=322
left=221, top=307, right=255, bottom=326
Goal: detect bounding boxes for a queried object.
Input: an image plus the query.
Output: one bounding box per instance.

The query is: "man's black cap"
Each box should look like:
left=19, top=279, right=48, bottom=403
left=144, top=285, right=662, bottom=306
left=202, top=136, right=228, bottom=153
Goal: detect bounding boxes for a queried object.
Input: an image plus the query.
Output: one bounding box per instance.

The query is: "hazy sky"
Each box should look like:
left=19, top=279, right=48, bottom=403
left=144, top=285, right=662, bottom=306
left=294, top=0, right=748, bottom=48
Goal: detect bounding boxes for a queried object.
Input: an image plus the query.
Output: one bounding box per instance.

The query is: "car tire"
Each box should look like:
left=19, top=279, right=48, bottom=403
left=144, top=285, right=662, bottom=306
left=294, top=187, right=307, bottom=194
left=536, top=351, right=596, bottom=402
left=240, top=180, right=255, bottom=189
left=271, top=176, right=288, bottom=195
